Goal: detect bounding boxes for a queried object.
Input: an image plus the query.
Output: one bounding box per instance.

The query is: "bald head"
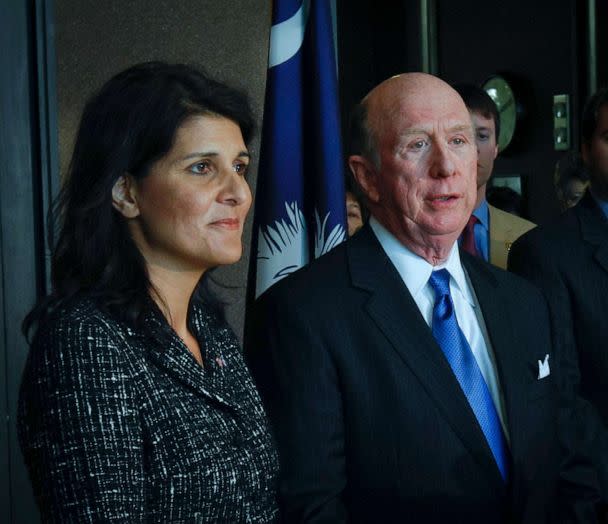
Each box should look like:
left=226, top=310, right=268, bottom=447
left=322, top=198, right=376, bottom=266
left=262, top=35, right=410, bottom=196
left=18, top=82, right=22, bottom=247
left=347, top=72, right=478, bottom=264
left=361, top=74, right=470, bottom=160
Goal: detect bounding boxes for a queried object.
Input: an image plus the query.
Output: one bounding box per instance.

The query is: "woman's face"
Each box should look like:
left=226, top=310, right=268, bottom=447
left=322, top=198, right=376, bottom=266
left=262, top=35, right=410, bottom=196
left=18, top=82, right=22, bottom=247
left=128, top=114, right=252, bottom=274
left=346, top=191, right=363, bottom=237
left=562, top=178, right=588, bottom=209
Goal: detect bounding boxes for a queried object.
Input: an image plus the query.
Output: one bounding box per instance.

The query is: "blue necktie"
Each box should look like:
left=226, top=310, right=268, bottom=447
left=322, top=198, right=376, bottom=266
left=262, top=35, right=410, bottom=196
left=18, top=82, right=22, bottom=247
left=428, top=269, right=509, bottom=481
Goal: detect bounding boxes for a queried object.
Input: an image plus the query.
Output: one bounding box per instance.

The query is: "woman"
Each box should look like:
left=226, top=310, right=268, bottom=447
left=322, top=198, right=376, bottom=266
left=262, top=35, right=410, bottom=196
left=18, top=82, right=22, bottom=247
left=554, top=150, right=590, bottom=211
left=345, top=190, right=364, bottom=237
left=19, top=62, right=279, bottom=523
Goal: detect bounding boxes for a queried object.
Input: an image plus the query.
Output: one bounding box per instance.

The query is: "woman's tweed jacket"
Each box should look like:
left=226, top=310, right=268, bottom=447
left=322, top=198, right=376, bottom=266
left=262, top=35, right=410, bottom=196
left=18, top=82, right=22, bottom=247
left=18, top=297, right=279, bottom=523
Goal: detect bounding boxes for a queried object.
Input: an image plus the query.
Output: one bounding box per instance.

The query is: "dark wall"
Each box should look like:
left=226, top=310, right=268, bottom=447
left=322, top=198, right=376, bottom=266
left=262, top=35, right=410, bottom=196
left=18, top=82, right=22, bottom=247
left=598, top=0, right=608, bottom=89
left=1, top=2, right=48, bottom=522
left=337, top=1, right=420, bottom=108
left=337, top=0, right=591, bottom=224
left=337, top=0, right=423, bottom=154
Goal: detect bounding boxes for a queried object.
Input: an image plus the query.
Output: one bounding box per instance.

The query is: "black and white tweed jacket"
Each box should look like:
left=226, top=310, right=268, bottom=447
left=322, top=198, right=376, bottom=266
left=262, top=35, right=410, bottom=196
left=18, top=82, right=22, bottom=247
left=18, top=297, right=279, bottom=523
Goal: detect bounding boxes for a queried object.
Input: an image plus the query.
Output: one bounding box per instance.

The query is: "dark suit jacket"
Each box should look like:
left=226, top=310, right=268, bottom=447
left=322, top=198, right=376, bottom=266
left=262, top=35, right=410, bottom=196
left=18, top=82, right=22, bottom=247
left=509, top=192, right=608, bottom=501
left=247, top=224, right=581, bottom=523
left=19, top=297, right=279, bottom=523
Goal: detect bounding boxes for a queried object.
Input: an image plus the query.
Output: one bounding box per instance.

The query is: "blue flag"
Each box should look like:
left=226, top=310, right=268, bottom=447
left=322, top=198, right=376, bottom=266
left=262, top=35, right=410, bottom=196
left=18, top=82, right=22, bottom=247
left=250, top=0, right=347, bottom=298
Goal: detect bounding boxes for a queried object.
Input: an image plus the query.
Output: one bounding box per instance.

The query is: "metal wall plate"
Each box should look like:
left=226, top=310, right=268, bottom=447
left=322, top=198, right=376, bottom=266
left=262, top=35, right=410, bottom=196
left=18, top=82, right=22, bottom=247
left=553, top=94, right=570, bottom=151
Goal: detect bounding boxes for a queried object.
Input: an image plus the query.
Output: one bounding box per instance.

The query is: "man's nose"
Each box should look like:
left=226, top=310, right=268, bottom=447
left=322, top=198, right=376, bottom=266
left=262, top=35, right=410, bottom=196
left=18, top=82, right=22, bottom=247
left=429, top=142, right=456, bottom=178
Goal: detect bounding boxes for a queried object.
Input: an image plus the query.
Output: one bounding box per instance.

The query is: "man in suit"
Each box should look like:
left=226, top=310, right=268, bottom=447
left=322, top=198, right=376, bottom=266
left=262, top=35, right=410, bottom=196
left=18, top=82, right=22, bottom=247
left=453, top=84, right=535, bottom=269
left=248, top=73, right=599, bottom=522
left=509, top=87, right=608, bottom=506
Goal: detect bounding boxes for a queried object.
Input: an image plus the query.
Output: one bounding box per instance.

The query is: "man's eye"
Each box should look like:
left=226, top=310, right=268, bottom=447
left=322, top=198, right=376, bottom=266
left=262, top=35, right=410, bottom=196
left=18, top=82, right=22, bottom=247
left=451, top=137, right=465, bottom=145
left=190, top=161, right=211, bottom=175
left=477, top=133, right=490, bottom=141
left=410, top=140, right=427, bottom=150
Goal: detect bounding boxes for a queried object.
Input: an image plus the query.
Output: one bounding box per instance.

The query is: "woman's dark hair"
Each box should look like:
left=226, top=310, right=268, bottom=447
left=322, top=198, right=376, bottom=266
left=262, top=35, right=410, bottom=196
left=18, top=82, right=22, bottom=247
left=24, top=62, right=255, bottom=340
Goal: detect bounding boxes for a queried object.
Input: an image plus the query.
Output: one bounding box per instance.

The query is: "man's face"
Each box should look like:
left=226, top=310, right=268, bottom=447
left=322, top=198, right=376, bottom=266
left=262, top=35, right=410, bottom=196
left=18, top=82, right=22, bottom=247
left=360, top=76, right=478, bottom=252
left=583, top=104, right=608, bottom=199
left=470, top=110, right=498, bottom=189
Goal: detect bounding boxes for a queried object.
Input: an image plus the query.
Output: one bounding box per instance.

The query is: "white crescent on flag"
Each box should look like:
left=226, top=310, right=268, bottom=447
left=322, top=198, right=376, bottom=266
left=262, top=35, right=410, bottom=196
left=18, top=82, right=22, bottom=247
left=268, top=0, right=311, bottom=68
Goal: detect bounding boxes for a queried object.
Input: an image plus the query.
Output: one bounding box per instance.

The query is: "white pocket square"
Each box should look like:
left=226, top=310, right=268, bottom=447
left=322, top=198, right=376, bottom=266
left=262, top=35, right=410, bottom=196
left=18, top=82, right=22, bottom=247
left=537, top=354, right=550, bottom=379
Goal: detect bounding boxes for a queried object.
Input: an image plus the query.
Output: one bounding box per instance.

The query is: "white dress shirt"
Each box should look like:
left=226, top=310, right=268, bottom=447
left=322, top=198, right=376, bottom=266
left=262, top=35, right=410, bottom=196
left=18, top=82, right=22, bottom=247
left=369, top=217, right=510, bottom=440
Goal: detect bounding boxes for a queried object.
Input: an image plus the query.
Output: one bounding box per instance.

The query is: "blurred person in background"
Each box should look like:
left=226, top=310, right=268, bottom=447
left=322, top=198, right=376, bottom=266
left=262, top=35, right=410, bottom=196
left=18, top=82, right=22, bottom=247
left=346, top=187, right=366, bottom=237
left=510, top=88, right=608, bottom=517
left=453, top=84, right=535, bottom=269
left=555, top=151, right=590, bottom=211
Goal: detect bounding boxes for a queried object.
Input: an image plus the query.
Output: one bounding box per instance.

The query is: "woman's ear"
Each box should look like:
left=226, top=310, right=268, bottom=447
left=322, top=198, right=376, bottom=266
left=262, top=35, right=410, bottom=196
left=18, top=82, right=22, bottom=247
left=348, top=155, right=380, bottom=204
left=111, top=175, right=140, bottom=218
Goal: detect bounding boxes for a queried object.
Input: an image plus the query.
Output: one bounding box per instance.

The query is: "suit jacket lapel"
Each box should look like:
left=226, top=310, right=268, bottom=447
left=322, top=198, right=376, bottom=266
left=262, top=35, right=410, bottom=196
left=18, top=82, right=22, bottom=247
left=462, top=253, right=533, bottom=508
left=578, top=192, right=608, bottom=274
left=348, top=226, right=505, bottom=489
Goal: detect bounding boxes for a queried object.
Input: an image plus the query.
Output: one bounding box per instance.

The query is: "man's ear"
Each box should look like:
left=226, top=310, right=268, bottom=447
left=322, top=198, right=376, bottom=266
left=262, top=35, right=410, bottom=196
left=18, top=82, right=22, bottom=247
left=492, top=143, right=498, bottom=160
left=348, top=155, right=380, bottom=204
left=111, top=174, right=140, bottom=218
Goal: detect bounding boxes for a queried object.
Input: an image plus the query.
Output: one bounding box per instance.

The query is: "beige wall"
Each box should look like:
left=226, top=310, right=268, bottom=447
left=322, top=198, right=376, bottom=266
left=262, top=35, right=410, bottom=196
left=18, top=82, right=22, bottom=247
left=55, top=0, right=272, bottom=339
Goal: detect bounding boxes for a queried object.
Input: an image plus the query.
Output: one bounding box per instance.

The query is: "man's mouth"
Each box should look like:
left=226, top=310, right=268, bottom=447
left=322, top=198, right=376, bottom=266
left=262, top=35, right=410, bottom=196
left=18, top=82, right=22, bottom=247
left=427, top=193, right=461, bottom=208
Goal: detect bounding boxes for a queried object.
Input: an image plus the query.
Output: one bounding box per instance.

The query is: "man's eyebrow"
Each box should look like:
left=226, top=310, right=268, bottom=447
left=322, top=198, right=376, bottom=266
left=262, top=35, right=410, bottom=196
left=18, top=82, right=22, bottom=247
left=399, top=124, right=473, bottom=135
left=398, top=128, right=430, bottom=138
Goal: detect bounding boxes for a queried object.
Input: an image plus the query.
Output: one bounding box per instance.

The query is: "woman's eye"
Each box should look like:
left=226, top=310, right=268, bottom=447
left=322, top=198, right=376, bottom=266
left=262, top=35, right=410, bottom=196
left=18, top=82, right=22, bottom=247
left=451, top=137, right=465, bottom=145
left=233, top=163, right=249, bottom=175
left=190, top=161, right=211, bottom=175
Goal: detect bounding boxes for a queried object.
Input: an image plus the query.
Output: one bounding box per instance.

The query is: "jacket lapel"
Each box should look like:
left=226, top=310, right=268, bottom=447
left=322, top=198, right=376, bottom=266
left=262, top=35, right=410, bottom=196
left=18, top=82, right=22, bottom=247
left=578, top=193, right=608, bottom=274
left=347, top=226, right=505, bottom=489
left=462, top=257, right=524, bottom=432
left=133, top=308, right=237, bottom=410
left=462, top=253, right=539, bottom=511
left=488, top=204, right=508, bottom=268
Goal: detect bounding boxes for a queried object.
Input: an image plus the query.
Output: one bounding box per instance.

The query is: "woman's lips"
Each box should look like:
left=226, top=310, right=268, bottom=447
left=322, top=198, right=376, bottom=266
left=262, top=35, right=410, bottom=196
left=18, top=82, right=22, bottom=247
left=210, top=218, right=240, bottom=230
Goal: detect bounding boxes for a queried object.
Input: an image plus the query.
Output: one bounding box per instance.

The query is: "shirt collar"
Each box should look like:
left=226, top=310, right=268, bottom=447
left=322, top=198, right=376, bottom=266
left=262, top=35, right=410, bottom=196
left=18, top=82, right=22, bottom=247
left=369, top=216, right=476, bottom=307
left=590, top=189, right=608, bottom=219
left=472, top=198, right=489, bottom=229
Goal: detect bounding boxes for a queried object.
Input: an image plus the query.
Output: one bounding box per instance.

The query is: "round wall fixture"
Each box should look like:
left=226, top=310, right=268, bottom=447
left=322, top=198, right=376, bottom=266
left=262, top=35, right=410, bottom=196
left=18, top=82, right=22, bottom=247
left=483, top=75, right=517, bottom=152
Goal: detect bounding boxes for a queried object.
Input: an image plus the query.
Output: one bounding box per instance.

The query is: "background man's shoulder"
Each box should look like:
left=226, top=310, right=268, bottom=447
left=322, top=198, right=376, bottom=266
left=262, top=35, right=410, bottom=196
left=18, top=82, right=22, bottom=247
left=488, top=204, right=535, bottom=237
left=510, top=207, right=581, bottom=262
